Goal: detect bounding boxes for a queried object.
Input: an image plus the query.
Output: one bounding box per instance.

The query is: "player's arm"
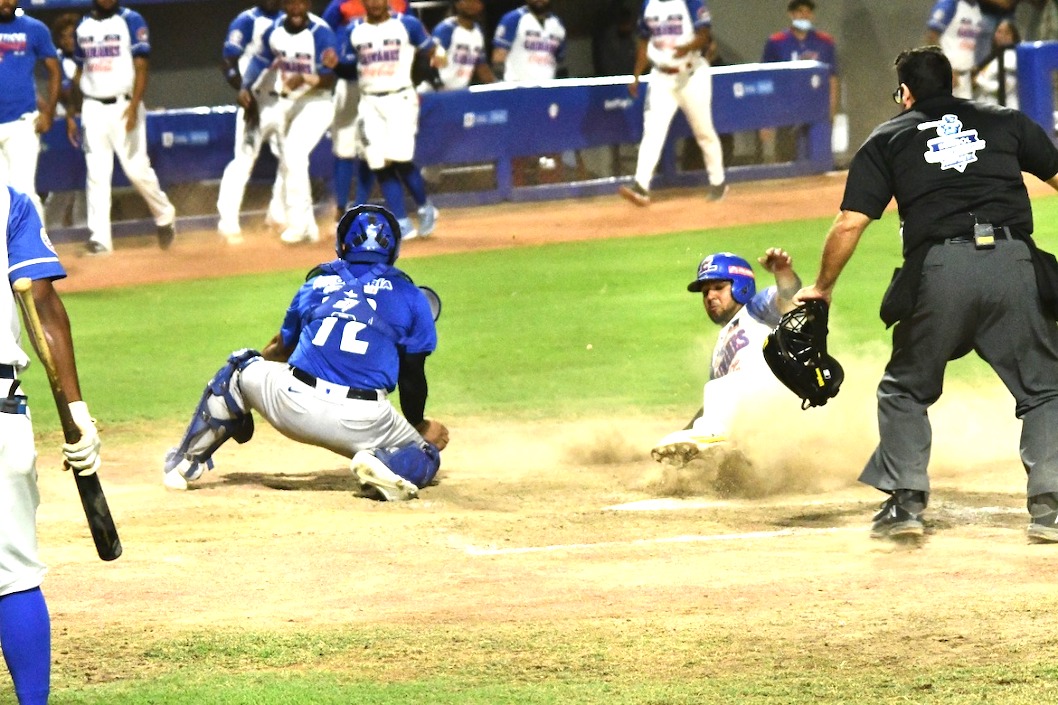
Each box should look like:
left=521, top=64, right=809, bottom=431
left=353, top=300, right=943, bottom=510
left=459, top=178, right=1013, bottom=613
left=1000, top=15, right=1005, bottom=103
left=628, top=36, right=649, bottom=98
left=125, top=55, right=150, bottom=133
left=65, top=65, right=83, bottom=147
left=490, top=12, right=516, bottom=79
left=474, top=60, right=498, bottom=85
left=261, top=332, right=295, bottom=362
left=37, top=55, right=62, bottom=134
left=794, top=210, right=872, bottom=304
left=675, top=25, right=710, bottom=58
left=759, top=248, right=802, bottom=314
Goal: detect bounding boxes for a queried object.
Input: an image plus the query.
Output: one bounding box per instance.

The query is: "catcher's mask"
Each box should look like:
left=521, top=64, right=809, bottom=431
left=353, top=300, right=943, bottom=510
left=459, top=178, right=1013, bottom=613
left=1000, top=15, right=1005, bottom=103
left=336, top=204, right=401, bottom=265
left=763, top=300, right=844, bottom=409
left=687, top=252, right=756, bottom=304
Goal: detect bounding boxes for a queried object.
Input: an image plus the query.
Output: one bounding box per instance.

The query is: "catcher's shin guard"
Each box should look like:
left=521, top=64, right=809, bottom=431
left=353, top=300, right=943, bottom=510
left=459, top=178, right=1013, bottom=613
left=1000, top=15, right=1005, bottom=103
left=165, top=349, right=261, bottom=481
left=374, top=442, right=441, bottom=488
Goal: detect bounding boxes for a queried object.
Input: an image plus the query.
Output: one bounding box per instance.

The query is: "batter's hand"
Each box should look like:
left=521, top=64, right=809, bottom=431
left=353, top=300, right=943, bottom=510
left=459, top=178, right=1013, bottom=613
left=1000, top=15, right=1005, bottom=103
left=758, top=247, right=793, bottom=274
left=416, top=418, right=449, bottom=451
left=63, top=401, right=101, bottom=476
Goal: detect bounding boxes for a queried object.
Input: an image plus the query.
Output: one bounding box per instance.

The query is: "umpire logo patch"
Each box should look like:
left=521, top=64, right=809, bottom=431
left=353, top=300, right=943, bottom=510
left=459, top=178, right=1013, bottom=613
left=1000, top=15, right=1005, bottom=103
left=918, top=114, right=985, bottom=173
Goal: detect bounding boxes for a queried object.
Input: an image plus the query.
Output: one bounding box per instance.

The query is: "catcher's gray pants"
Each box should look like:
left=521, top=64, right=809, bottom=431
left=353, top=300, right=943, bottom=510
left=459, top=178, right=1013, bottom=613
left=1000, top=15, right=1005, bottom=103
left=238, top=360, right=423, bottom=459
left=860, top=238, right=1058, bottom=498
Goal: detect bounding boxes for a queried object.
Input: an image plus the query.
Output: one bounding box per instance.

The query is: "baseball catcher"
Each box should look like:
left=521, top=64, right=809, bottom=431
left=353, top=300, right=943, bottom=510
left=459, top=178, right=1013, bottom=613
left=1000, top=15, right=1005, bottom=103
left=651, top=248, right=801, bottom=466
left=163, top=204, right=448, bottom=500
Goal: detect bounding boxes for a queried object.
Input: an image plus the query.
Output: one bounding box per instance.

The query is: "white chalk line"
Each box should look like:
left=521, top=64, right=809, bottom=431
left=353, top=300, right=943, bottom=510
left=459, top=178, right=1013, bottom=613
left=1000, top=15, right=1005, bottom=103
left=463, top=526, right=859, bottom=556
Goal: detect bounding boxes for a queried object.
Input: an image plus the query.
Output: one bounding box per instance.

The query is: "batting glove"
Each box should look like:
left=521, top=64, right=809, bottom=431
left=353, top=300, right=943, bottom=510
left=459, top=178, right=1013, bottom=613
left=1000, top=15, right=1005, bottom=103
left=63, top=401, right=101, bottom=476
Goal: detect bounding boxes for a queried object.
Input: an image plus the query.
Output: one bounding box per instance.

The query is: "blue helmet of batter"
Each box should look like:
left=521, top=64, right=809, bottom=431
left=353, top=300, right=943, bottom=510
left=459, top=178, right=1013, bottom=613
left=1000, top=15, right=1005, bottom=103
left=336, top=204, right=402, bottom=265
left=687, top=252, right=756, bottom=304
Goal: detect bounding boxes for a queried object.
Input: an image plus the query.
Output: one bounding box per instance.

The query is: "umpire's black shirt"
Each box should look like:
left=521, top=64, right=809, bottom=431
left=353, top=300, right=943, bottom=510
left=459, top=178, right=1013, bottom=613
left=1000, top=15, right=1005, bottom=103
left=841, top=95, right=1058, bottom=256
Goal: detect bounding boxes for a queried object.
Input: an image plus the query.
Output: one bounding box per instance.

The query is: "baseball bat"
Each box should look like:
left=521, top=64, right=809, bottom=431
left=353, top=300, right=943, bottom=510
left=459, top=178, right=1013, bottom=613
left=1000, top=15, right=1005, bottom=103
left=12, top=278, right=122, bottom=562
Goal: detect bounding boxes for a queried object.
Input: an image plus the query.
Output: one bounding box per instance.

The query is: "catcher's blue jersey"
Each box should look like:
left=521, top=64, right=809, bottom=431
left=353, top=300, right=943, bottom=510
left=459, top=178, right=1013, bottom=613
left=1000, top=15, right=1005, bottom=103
left=281, top=260, right=437, bottom=391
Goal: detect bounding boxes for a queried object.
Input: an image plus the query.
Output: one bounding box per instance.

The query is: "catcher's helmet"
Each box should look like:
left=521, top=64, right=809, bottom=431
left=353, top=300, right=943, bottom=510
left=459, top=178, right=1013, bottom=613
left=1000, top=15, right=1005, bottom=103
left=687, top=252, right=756, bottom=304
left=762, top=300, right=844, bottom=409
left=336, top=204, right=401, bottom=265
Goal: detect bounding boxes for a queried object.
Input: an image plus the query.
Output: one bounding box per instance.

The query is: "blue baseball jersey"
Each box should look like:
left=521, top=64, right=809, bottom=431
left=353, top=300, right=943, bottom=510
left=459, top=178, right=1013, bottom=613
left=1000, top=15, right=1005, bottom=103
left=73, top=8, right=151, bottom=99
left=492, top=5, right=566, bottom=82
left=242, top=13, right=337, bottom=95
left=5, top=187, right=65, bottom=283
left=0, top=13, right=58, bottom=123
left=338, top=12, right=432, bottom=93
left=223, top=5, right=281, bottom=73
left=281, top=261, right=437, bottom=391
left=761, top=28, right=837, bottom=75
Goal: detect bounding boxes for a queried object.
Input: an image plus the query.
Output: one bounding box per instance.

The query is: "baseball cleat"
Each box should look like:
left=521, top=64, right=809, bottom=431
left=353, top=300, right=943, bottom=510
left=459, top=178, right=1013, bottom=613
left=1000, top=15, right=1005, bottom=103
left=157, top=222, right=176, bottom=250
left=651, top=431, right=728, bottom=466
left=705, top=182, right=729, bottom=202
left=417, top=203, right=439, bottom=238
left=870, top=490, right=926, bottom=540
left=82, top=240, right=112, bottom=256
left=619, top=182, right=651, bottom=207
left=1027, top=493, right=1058, bottom=543
left=279, top=228, right=319, bottom=245
left=218, top=220, right=243, bottom=244
left=351, top=450, right=418, bottom=501
left=397, top=217, right=419, bottom=241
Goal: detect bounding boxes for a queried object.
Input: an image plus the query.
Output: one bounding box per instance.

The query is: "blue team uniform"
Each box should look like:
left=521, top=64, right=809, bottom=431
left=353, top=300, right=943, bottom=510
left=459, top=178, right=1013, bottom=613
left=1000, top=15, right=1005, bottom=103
left=281, top=260, right=437, bottom=392
left=223, top=6, right=281, bottom=64
left=761, top=27, right=837, bottom=75
left=6, top=187, right=65, bottom=283
left=0, top=14, right=57, bottom=123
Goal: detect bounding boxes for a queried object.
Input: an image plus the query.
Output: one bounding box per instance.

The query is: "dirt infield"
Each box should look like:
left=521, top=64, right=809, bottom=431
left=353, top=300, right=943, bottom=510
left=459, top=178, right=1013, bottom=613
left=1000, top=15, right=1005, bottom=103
left=34, top=176, right=1058, bottom=695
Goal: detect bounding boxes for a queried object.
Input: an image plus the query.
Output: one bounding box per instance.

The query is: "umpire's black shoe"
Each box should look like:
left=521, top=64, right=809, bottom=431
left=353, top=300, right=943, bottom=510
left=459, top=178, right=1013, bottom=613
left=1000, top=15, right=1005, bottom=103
left=156, top=222, right=175, bottom=250
left=870, top=489, right=927, bottom=540
left=1027, top=493, right=1058, bottom=543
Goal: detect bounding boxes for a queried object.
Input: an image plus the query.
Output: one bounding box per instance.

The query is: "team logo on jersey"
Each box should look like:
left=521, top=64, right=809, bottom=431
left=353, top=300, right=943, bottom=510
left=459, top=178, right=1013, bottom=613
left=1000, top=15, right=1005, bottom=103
left=39, top=227, right=58, bottom=255
left=136, top=27, right=149, bottom=43
left=919, top=113, right=985, bottom=173
left=228, top=29, right=244, bottom=46
left=364, top=279, right=392, bottom=295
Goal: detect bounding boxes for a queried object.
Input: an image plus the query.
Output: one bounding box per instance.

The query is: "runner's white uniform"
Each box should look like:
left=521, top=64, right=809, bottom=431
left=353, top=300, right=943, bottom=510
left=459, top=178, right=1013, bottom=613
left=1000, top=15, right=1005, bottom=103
left=338, top=12, right=432, bottom=169
left=216, top=5, right=286, bottom=238
left=244, top=13, right=337, bottom=242
left=633, top=0, right=724, bottom=191
left=492, top=5, right=565, bottom=82
left=73, top=7, right=175, bottom=251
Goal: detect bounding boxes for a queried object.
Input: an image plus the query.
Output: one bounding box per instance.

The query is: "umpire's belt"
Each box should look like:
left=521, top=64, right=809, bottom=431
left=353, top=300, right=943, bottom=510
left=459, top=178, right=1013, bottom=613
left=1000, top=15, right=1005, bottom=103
left=84, top=94, right=130, bottom=104
left=289, top=366, right=385, bottom=401
left=946, top=226, right=1012, bottom=244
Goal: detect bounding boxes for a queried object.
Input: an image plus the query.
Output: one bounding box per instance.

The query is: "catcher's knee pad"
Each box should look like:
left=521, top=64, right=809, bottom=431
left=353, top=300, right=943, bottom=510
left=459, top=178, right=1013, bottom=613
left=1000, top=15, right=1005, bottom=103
left=168, top=349, right=261, bottom=476
left=374, top=442, right=441, bottom=489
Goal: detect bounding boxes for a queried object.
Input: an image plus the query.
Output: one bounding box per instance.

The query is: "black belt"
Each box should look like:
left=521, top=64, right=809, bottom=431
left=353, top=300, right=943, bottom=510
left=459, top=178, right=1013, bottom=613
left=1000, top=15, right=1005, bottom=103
left=0, top=364, right=14, bottom=379
left=947, top=226, right=1012, bottom=244
left=656, top=65, right=690, bottom=75
left=85, top=94, right=130, bottom=104
left=363, top=87, right=409, bottom=97
left=289, top=366, right=384, bottom=401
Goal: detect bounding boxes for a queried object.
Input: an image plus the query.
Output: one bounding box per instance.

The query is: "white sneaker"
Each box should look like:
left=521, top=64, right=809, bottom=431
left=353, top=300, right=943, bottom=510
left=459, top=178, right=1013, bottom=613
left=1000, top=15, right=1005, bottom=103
left=280, top=228, right=315, bottom=245
left=351, top=450, right=418, bottom=501
left=397, top=217, right=419, bottom=241
left=218, top=220, right=243, bottom=244
left=417, top=203, right=438, bottom=237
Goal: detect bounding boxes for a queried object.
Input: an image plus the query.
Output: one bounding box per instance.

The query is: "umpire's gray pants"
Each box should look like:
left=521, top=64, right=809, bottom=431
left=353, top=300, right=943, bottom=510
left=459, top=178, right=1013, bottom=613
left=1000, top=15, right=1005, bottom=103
left=860, top=238, right=1058, bottom=498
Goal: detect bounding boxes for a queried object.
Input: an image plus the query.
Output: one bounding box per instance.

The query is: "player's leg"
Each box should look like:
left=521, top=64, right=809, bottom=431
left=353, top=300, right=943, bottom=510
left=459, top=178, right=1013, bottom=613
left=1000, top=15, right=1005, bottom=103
left=331, top=80, right=360, bottom=218
left=393, top=162, right=438, bottom=238
left=679, top=67, right=727, bottom=197
left=0, top=406, right=50, bottom=705
left=81, top=100, right=117, bottom=253
left=278, top=98, right=334, bottom=244
left=162, top=349, right=262, bottom=490
left=0, top=115, right=45, bottom=219
left=113, top=99, right=176, bottom=247
left=622, top=73, right=679, bottom=204
left=378, top=91, right=427, bottom=238
left=216, top=106, right=265, bottom=242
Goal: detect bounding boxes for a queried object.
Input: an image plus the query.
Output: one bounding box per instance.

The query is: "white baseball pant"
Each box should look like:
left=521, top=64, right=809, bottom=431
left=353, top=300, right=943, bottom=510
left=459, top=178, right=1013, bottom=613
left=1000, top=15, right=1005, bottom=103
left=331, top=80, right=361, bottom=160
left=634, top=64, right=725, bottom=189
left=276, top=95, right=334, bottom=238
left=81, top=96, right=175, bottom=250
left=0, top=113, right=45, bottom=220
left=358, top=88, right=419, bottom=170
left=0, top=383, right=47, bottom=598
left=216, top=99, right=287, bottom=233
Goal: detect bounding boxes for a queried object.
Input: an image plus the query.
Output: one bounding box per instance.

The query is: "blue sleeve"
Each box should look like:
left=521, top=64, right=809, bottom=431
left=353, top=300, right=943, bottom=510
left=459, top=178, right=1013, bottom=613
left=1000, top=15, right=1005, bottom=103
left=223, top=12, right=253, bottom=60
left=745, top=286, right=781, bottom=328
left=31, top=21, right=58, bottom=63
left=241, top=24, right=275, bottom=88
left=927, top=0, right=956, bottom=32
left=761, top=37, right=780, bottom=63
left=493, top=11, right=518, bottom=49
left=315, top=25, right=338, bottom=75
left=322, top=0, right=344, bottom=29
left=402, top=16, right=431, bottom=51
left=279, top=284, right=311, bottom=349
left=337, top=24, right=358, bottom=66
left=401, top=286, right=438, bottom=354
left=688, top=0, right=711, bottom=29
left=432, top=19, right=454, bottom=50
left=125, top=10, right=151, bottom=57
left=6, top=189, right=65, bottom=283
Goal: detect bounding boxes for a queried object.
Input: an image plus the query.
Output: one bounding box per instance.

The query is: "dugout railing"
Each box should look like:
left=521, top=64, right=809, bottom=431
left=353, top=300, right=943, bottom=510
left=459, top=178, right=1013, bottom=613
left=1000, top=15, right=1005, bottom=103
left=39, top=61, right=833, bottom=243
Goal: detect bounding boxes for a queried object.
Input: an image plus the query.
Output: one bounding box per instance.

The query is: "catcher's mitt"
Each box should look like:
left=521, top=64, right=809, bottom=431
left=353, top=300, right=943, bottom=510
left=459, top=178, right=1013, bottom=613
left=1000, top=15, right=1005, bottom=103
left=762, top=300, right=844, bottom=409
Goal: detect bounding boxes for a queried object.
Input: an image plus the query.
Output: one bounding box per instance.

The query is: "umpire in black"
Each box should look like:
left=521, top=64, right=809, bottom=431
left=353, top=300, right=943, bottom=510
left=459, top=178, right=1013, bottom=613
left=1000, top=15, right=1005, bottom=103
left=794, top=46, right=1058, bottom=542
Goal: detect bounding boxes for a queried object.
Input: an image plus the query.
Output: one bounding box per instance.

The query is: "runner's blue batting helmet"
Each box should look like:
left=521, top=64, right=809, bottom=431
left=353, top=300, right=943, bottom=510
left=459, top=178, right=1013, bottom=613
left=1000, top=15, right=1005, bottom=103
left=336, top=204, right=401, bottom=264
left=687, top=252, right=756, bottom=304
